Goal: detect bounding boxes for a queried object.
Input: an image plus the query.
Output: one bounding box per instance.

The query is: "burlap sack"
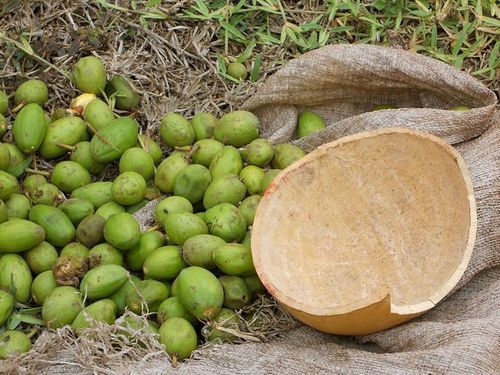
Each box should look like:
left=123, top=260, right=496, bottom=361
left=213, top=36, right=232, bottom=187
left=4, top=45, right=498, bottom=375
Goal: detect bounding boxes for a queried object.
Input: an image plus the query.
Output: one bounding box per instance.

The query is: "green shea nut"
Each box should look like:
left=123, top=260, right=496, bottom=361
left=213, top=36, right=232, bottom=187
left=0, top=219, right=45, bottom=253
left=238, top=195, right=261, bottom=225
left=110, top=275, right=140, bottom=315
left=239, top=166, right=265, bottom=195
left=119, top=147, right=155, bottom=182
left=144, top=185, right=161, bottom=201
left=272, top=144, right=306, bottom=169
left=157, top=297, right=196, bottom=325
left=164, top=212, right=208, bottom=246
left=143, top=246, right=187, bottom=281
left=213, top=243, right=255, bottom=276
left=118, top=314, right=160, bottom=336
left=88, top=243, right=124, bottom=267
left=31, top=270, right=57, bottom=305
left=0, top=254, right=32, bottom=303
left=126, top=230, right=165, bottom=272
left=209, top=145, right=243, bottom=179
left=0, top=290, right=15, bottom=326
left=219, top=275, right=252, bottom=309
left=206, top=307, right=240, bottom=341
left=29, top=205, right=76, bottom=247
left=42, top=286, right=83, bottom=328
left=176, top=266, right=223, bottom=320
left=0, top=90, right=8, bottom=114
left=30, top=183, right=60, bottom=206
left=243, top=275, right=266, bottom=296
left=173, top=164, right=212, bottom=204
left=90, top=116, right=139, bottom=163
left=170, top=277, right=179, bottom=297
left=160, top=112, right=195, bottom=147
left=191, top=112, right=218, bottom=141
left=297, top=111, right=326, bottom=138
left=138, top=134, right=163, bottom=165
left=0, top=331, right=32, bottom=359
left=103, top=212, right=140, bottom=250
left=12, top=103, right=47, bottom=153
left=51, top=107, right=67, bottom=121
left=6, top=193, right=31, bottom=219
left=203, top=174, right=246, bottom=209
left=39, top=116, right=88, bottom=159
left=111, top=171, right=147, bottom=206
left=0, top=143, right=11, bottom=171
left=5, top=144, right=25, bottom=177
left=159, top=317, right=197, bottom=360
left=126, top=279, right=169, bottom=314
left=182, top=234, right=225, bottom=270
left=204, top=203, right=246, bottom=243
left=260, top=169, right=282, bottom=193
left=0, top=200, right=7, bottom=224
left=60, top=242, right=90, bottom=258
left=72, top=181, right=113, bottom=209
left=76, top=214, right=105, bottom=247
left=154, top=196, right=193, bottom=226
left=70, top=141, right=107, bottom=175
left=80, top=264, right=129, bottom=300
left=22, top=174, right=47, bottom=196
left=72, top=298, right=117, bottom=330
left=51, top=161, right=91, bottom=193
left=73, top=56, right=106, bottom=94
left=83, top=98, right=114, bottom=132
left=23, top=241, right=58, bottom=274
left=191, top=139, right=224, bottom=167
left=214, top=110, right=259, bottom=147
left=105, top=75, right=140, bottom=110
left=95, top=201, right=125, bottom=220
left=58, top=198, right=95, bottom=226
left=227, top=62, right=247, bottom=81
left=0, top=171, right=19, bottom=201
left=0, top=115, right=7, bottom=138
left=14, top=79, right=49, bottom=105
left=154, top=152, right=188, bottom=193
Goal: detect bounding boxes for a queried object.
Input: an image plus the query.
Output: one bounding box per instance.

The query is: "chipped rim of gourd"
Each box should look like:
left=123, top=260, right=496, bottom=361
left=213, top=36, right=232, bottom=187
left=252, top=127, right=477, bottom=317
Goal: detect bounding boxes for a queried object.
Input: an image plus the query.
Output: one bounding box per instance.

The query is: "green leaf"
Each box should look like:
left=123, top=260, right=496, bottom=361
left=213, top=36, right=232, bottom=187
left=147, top=0, right=161, bottom=6
left=10, top=313, right=45, bottom=326
left=193, top=0, right=210, bottom=17
left=217, top=53, right=227, bottom=74
left=452, top=31, right=467, bottom=56
left=237, top=41, right=256, bottom=63
left=220, top=21, right=246, bottom=41
left=9, top=156, right=33, bottom=178
left=430, top=23, right=437, bottom=50
left=251, top=54, right=262, bottom=82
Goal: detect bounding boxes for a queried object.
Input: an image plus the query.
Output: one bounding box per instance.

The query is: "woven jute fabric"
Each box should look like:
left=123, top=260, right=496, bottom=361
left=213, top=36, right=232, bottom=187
left=4, top=45, right=499, bottom=375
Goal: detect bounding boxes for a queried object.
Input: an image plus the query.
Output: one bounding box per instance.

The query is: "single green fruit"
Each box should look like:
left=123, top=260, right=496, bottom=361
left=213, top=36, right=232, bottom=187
left=203, top=174, right=246, bottom=209
left=260, top=169, right=282, bottom=192
left=126, top=199, right=148, bottom=214
left=76, top=214, right=105, bottom=247
left=52, top=254, right=89, bottom=287
left=105, top=75, right=139, bottom=110
left=0, top=200, right=7, bottom=224
left=0, top=115, right=7, bottom=138
left=90, top=116, right=139, bottom=163
left=144, top=185, right=161, bottom=200
left=50, top=161, right=91, bottom=194
left=88, top=243, right=124, bottom=267
left=83, top=98, right=114, bottom=132
left=159, top=317, right=197, bottom=360
left=119, top=147, right=155, bottom=182
left=206, top=307, right=239, bottom=341
left=52, top=107, right=67, bottom=121
left=95, top=201, right=125, bottom=220
left=239, top=166, right=265, bottom=195
left=0, top=331, right=32, bottom=359
left=243, top=275, right=266, bottom=296
left=31, top=270, right=57, bottom=305
left=154, top=196, right=193, bottom=226
left=126, top=279, right=169, bottom=314
left=60, top=242, right=89, bottom=258
left=109, top=275, right=140, bottom=315
left=4, top=144, right=26, bottom=177
left=12, top=103, right=47, bottom=153
left=30, top=183, right=60, bottom=206
left=23, top=241, right=58, bottom=274
left=0, top=290, right=14, bottom=326
left=0, top=90, right=8, bottom=114
left=6, top=193, right=31, bottom=219
left=154, top=152, right=188, bottom=193
left=160, top=113, right=195, bottom=147
left=42, top=286, right=83, bottom=328
left=238, top=195, right=261, bottom=225
left=157, top=297, right=196, bottom=325
left=204, top=203, right=246, bottom=243
left=297, top=111, right=326, bottom=138
left=72, top=181, right=113, bottom=208
left=173, top=164, right=212, bottom=204
left=138, top=134, right=163, bottom=165
left=182, top=234, right=225, bottom=270
left=190, top=139, right=224, bottom=167
left=58, top=198, right=94, bottom=226
left=450, top=105, right=470, bottom=111
left=111, top=171, right=147, bottom=206
left=126, top=230, right=165, bottom=272
left=119, top=314, right=160, bottom=336
left=72, top=299, right=117, bottom=330
left=39, top=116, right=88, bottom=159
left=14, top=79, right=48, bottom=105
left=70, top=141, right=107, bottom=175
left=194, top=212, right=205, bottom=222
left=0, top=171, right=19, bottom=201
left=103, top=212, right=140, bottom=250
left=0, top=219, right=45, bottom=253
left=29, top=204, right=76, bottom=247
left=213, top=243, right=255, bottom=276
left=143, top=246, right=187, bottom=281
left=227, top=62, right=247, bottom=80
left=219, top=275, right=252, bottom=309
left=0, top=143, right=11, bottom=171
left=209, top=145, right=243, bottom=179
left=22, top=174, right=47, bottom=196
left=79, top=264, right=129, bottom=300
left=0, top=254, right=32, bottom=303
left=170, top=277, right=179, bottom=297
left=272, top=144, right=306, bottom=169
left=176, top=266, right=223, bottom=320
left=73, top=56, right=106, bottom=94
left=164, top=212, right=208, bottom=245
left=214, top=110, right=259, bottom=147
left=191, top=112, right=218, bottom=141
